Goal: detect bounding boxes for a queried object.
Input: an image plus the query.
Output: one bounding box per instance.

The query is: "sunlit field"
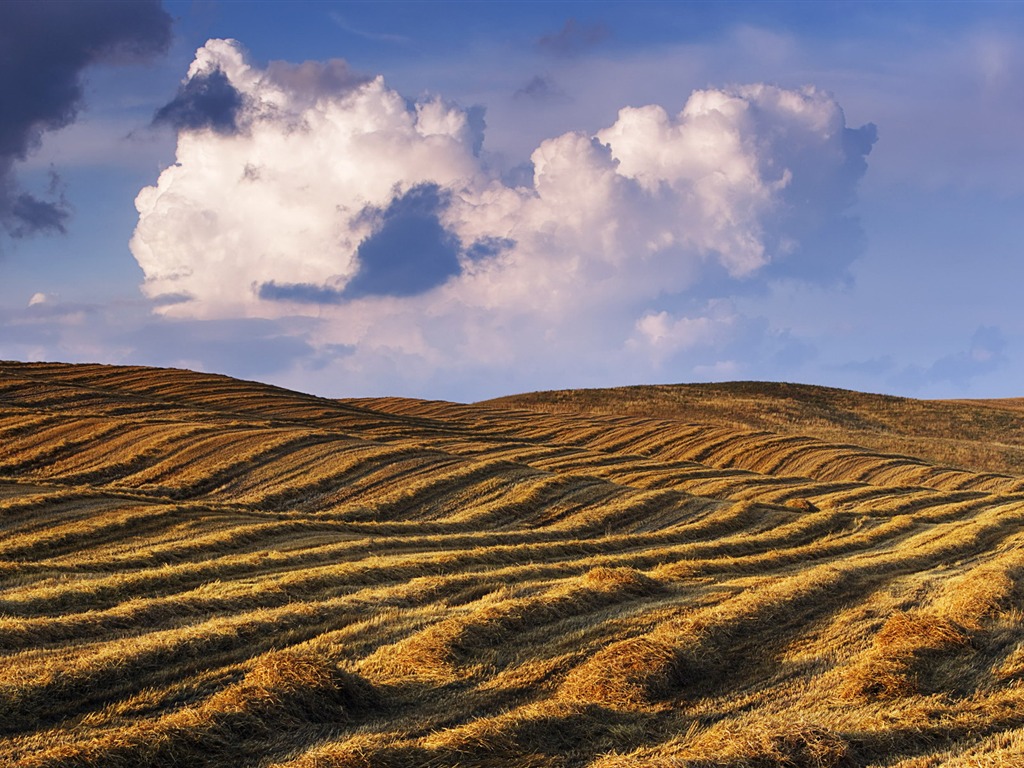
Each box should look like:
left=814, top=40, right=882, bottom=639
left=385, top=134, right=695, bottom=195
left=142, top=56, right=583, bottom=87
left=2, top=361, right=1024, bottom=767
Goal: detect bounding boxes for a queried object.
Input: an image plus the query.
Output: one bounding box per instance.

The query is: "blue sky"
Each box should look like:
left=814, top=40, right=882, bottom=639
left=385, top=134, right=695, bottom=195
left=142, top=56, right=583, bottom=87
left=2, top=1, right=1023, bottom=401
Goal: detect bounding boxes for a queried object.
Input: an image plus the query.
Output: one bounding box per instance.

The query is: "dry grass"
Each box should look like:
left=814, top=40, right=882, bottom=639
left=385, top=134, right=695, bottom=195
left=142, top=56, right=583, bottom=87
left=2, top=361, right=1024, bottom=766
left=486, top=380, right=1024, bottom=480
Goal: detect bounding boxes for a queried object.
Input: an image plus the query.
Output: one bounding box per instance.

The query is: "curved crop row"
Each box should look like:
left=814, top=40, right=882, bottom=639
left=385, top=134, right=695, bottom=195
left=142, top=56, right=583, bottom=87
left=2, top=362, right=1024, bottom=767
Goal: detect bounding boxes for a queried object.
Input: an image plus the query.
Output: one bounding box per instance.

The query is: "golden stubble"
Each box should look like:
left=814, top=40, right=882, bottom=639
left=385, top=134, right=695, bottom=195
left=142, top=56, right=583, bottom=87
left=1, top=362, right=1023, bottom=767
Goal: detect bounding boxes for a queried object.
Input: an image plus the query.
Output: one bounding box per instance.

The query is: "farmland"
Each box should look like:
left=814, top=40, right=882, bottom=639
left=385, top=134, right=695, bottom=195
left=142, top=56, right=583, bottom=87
left=1, top=361, right=1023, bottom=766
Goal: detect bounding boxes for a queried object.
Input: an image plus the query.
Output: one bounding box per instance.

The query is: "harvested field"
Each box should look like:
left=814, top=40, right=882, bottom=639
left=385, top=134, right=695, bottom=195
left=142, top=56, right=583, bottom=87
left=2, top=361, right=1024, bottom=766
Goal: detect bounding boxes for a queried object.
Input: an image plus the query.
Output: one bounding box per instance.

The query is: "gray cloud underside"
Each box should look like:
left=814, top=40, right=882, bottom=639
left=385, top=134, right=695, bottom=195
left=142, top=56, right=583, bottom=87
left=0, top=0, right=171, bottom=243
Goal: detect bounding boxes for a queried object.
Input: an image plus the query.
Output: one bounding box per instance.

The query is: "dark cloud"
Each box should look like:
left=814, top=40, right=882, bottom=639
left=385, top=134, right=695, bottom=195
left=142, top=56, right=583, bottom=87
left=259, top=281, right=345, bottom=305
left=538, top=19, right=609, bottom=57
left=153, top=69, right=244, bottom=135
left=465, top=237, right=515, bottom=261
left=345, top=184, right=462, bottom=299
left=149, top=292, right=195, bottom=307
left=6, top=184, right=69, bottom=238
left=153, top=52, right=378, bottom=139
left=0, top=0, right=172, bottom=242
left=259, top=236, right=510, bottom=307
left=156, top=56, right=374, bottom=137
left=465, top=105, right=486, bottom=157
left=514, top=75, right=569, bottom=103
left=842, top=123, right=879, bottom=182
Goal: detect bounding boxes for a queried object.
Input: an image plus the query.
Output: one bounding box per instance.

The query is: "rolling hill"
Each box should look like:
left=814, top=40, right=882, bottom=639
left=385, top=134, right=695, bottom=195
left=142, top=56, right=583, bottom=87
left=2, top=361, right=1023, bottom=767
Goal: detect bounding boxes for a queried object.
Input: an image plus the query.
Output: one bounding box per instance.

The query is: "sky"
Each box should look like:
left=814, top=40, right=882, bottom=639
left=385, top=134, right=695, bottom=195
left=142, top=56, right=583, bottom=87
left=2, top=1, right=1023, bottom=403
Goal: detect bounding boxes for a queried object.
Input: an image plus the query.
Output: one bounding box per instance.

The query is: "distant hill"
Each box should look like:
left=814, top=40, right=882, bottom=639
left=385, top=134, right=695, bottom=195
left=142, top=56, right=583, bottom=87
left=486, top=380, right=1024, bottom=476
left=2, top=361, right=1023, bottom=767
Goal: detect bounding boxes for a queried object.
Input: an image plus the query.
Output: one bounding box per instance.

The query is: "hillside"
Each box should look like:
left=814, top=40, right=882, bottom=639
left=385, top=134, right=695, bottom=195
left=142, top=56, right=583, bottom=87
left=2, top=362, right=1024, bottom=767
left=486, top=381, right=1024, bottom=476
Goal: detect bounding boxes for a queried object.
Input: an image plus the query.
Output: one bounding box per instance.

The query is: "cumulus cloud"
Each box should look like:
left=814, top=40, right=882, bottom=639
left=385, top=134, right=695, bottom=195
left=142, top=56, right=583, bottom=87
left=134, top=40, right=481, bottom=316
left=131, top=38, right=875, bottom=396
left=0, top=0, right=171, bottom=244
left=630, top=301, right=739, bottom=366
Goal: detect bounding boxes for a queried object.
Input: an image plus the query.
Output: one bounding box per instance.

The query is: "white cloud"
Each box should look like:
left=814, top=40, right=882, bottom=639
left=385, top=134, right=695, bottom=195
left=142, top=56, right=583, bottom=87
left=631, top=301, right=739, bottom=366
left=133, top=40, right=481, bottom=317
left=129, top=39, right=874, bottom=397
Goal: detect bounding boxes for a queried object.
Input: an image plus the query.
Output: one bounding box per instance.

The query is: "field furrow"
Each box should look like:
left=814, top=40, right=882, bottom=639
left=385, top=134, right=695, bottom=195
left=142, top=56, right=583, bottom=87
left=2, top=362, right=1024, bottom=767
